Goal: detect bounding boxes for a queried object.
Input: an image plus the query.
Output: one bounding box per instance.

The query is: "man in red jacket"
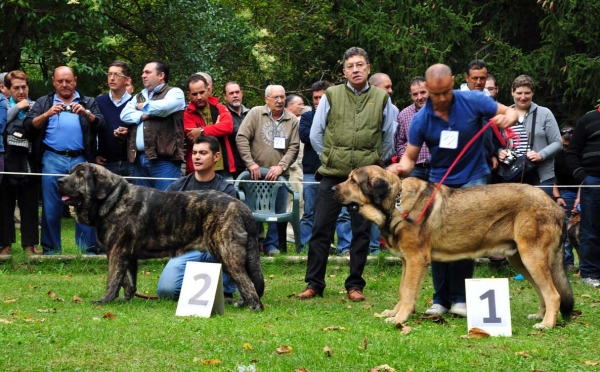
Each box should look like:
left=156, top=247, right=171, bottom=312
left=183, top=73, right=235, bottom=176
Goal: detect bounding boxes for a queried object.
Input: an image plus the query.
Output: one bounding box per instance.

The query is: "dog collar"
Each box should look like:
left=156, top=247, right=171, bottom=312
left=391, top=181, right=414, bottom=223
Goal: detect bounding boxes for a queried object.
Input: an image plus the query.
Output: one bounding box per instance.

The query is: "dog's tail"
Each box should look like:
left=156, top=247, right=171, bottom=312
left=552, top=221, right=574, bottom=320
left=245, top=222, right=265, bottom=298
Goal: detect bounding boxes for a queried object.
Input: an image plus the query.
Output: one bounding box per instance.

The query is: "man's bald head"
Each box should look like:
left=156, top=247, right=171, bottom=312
left=369, top=72, right=393, bottom=95
left=52, top=66, right=77, bottom=100
left=53, top=66, right=76, bottom=78
left=425, top=64, right=453, bottom=82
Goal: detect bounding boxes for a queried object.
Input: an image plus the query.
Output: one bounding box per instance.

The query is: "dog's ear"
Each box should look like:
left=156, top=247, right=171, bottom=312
left=371, top=177, right=390, bottom=205
left=92, top=166, right=113, bottom=200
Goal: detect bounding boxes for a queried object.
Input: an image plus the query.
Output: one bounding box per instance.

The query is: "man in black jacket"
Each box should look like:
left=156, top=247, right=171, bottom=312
left=565, top=108, right=600, bottom=288
left=24, top=66, right=105, bottom=254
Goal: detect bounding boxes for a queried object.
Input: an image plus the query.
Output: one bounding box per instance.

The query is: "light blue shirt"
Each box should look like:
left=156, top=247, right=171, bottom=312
left=120, top=84, right=185, bottom=151
left=44, top=92, right=84, bottom=151
left=109, top=90, right=132, bottom=107
left=310, top=82, right=395, bottom=161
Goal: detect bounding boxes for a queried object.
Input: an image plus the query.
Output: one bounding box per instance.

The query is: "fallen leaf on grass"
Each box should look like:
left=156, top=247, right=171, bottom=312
left=201, top=359, right=221, bottom=365
left=72, top=296, right=83, bottom=303
left=276, top=345, right=292, bottom=354
left=575, top=294, right=592, bottom=298
left=322, top=326, right=346, bottom=331
left=37, top=308, right=57, bottom=313
left=583, top=360, right=599, bottom=366
left=64, top=274, right=73, bottom=279
left=295, top=368, right=310, bottom=372
left=10, top=312, right=18, bottom=316
left=3, top=299, right=16, bottom=304
left=328, top=274, right=336, bottom=278
left=363, top=337, right=368, bottom=350
left=242, top=343, right=253, bottom=350
left=92, top=317, right=101, bottom=321
left=362, top=304, right=372, bottom=309
left=368, top=364, right=397, bottom=372
left=515, top=351, right=532, bottom=358
left=571, top=309, right=582, bottom=316
left=0, top=318, right=12, bottom=324
left=47, top=292, right=64, bottom=302
left=468, top=327, right=490, bottom=339
left=102, top=312, right=116, bottom=320
left=141, top=270, right=151, bottom=276
left=419, top=315, right=448, bottom=325
left=28, top=284, right=38, bottom=289
left=269, top=275, right=275, bottom=278
left=373, top=313, right=386, bottom=318
left=323, top=346, right=333, bottom=357
left=395, top=323, right=412, bottom=334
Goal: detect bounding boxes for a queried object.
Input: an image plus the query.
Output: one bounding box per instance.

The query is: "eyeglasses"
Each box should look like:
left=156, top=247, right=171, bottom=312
left=486, top=87, right=497, bottom=91
left=560, top=129, right=574, bottom=134
left=267, top=95, right=285, bottom=101
left=106, top=72, right=127, bottom=79
left=344, top=62, right=367, bottom=71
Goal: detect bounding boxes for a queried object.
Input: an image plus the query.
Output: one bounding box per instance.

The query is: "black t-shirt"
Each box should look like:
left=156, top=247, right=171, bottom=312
left=166, top=173, right=236, bottom=198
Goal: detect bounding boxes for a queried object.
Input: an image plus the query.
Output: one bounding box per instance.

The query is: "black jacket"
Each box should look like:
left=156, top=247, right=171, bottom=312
left=23, top=91, right=105, bottom=172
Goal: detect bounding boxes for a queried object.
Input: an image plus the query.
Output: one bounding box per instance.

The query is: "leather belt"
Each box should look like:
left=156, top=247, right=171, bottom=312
left=45, top=146, right=84, bottom=158
left=415, top=162, right=430, bottom=168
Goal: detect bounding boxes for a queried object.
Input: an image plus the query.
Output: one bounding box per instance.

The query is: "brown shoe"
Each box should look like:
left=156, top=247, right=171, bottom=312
left=348, top=289, right=365, bottom=302
left=296, top=288, right=322, bottom=299
left=0, top=246, right=11, bottom=255
left=25, top=246, right=42, bottom=255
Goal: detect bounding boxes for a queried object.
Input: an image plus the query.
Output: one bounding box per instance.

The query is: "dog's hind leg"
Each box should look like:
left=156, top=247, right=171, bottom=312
left=218, top=244, right=263, bottom=311
left=122, top=259, right=138, bottom=301
left=506, top=253, right=546, bottom=321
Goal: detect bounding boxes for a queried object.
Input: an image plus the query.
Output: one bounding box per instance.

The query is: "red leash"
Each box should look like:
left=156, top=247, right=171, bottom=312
left=414, top=119, right=506, bottom=223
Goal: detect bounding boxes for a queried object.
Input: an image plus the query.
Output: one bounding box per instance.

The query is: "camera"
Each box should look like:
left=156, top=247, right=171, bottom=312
left=61, top=104, right=73, bottom=113
left=502, top=149, right=519, bottom=166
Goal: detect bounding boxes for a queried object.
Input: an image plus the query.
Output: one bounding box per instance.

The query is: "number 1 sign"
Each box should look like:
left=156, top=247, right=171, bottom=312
left=465, top=278, right=512, bottom=336
left=176, top=262, right=225, bottom=317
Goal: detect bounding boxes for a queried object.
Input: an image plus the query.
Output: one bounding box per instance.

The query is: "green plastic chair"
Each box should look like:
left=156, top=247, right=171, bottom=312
left=234, top=167, right=302, bottom=253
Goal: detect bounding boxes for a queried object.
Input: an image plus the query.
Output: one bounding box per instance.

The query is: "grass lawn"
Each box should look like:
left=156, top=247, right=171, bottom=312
left=1, top=218, right=600, bottom=371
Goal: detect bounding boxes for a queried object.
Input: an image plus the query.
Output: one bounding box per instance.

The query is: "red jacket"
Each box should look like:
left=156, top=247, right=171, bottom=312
left=183, top=96, right=235, bottom=174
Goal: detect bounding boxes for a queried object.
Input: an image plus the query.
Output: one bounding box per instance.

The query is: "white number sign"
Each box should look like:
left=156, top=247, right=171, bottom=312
left=465, top=278, right=512, bottom=336
left=175, top=262, right=224, bottom=317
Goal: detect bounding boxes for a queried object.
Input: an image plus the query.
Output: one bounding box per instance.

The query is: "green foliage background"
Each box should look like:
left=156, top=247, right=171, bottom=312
left=1, top=0, right=598, bottom=123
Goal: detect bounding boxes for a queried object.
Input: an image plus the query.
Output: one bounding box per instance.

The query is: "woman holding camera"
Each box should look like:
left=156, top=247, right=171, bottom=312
left=0, top=71, right=41, bottom=255
left=498, top=75, right=561, bottom=197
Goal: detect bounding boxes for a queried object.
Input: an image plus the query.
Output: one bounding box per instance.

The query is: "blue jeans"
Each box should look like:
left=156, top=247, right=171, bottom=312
left=157, top=250, right=237, bottom=300
left=103, top=160, right=135, bottom=181
left=559, top=190, right=577, bottom=266
left=300, top=173, right=352, bottom=253
left=134, top=154, right=180, bottom=191
left=369, top=224, right=381, bottom=255
left=579, top=176, right=600, bottom=279
left=409, top=165, right=430, bottom=181
left=430, top=176, right=487, bottom=308
left=41, top=151, right=97, bottom=254
left=262, top=182, right=288, bottom=254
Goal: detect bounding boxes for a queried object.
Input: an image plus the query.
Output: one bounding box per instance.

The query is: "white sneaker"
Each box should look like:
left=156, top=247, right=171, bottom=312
left=449, top=303, right=468, bottom=317
left=581, top=277, right=600, bottom=288
left=424, top=304, right=448, bottom=316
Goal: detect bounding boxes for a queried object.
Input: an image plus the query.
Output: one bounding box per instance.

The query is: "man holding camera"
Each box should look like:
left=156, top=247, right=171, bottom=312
left=24, top=66, right=105, bottom=254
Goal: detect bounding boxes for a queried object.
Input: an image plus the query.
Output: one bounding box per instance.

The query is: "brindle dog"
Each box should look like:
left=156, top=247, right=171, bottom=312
left=58, top=163, right=264, bottom=310
left=334, top=165, right=574, bottom=329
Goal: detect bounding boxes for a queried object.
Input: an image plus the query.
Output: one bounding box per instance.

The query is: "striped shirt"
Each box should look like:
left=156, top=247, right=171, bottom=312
left=395, top=103, right=430, bottom=164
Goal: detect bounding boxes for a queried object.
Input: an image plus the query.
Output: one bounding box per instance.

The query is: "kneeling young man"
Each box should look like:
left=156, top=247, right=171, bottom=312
left=157, top=135, right=238, bottom=302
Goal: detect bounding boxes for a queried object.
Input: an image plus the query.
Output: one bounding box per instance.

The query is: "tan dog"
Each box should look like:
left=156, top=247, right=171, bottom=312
left=334, top=165, right=573, bottom=329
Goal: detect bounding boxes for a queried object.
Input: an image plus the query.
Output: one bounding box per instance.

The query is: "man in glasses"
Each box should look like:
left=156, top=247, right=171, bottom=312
left=485, top=74, right=499, bottom=101
left=94, top=60, right=134, bottom=178
left=236, top=84, right=300, bottom=256
left=296, top=47, right=395, bottom=302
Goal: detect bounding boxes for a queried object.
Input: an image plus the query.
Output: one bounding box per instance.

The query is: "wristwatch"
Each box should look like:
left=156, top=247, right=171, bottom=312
left=279, top=164, right=287, bottom=172
left=85, top=109, right=92, bottom=118
left=200, top=127, right=205, bottom=136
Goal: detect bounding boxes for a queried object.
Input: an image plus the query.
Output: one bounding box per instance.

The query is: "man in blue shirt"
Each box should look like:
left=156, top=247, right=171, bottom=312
left=24, top=66, right=105, bottom=254
left=388, top=63, right=517, bottom=317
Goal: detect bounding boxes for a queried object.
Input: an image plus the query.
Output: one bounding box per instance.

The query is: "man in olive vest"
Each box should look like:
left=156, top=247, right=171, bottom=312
left=120, top=59, right=185, bottom=191
left=296, top=47, right=395, bottom=302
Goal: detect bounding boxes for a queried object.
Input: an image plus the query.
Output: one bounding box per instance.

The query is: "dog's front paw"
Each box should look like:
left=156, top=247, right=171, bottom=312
left=381, top=309, right=398, bottom=317
left=384, top=316, right=400, bottom=324
left=533, top=322, right=551, bottom=329
left=91, top=299, right=110, bottom=305
left=527, top=313, right=544, bottom=320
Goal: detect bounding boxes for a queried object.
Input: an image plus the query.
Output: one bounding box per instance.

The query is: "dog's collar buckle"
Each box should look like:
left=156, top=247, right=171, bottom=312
left=394, top=183, right=414, bottom=223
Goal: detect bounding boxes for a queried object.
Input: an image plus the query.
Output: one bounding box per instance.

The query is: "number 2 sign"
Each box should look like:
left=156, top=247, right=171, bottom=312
left=176, top=262, right=225, bottom=317
left=465, top=278, right=512, bottom=336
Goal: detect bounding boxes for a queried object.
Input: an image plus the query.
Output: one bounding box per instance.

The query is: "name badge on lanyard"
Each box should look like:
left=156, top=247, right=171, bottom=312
left=274, top=137, right=286, bottom=149
left=440, top=130, right=459, bottom=149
